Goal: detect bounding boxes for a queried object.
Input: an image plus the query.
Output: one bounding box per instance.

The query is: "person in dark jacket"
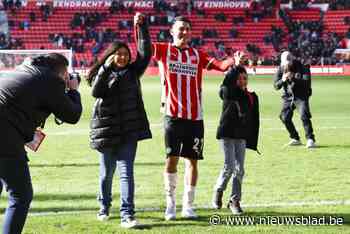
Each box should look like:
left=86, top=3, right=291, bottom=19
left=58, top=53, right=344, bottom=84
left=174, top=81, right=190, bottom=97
left=86, top=13, right=151, bottom=229
left=0, top=53, right=82, bottom=234
left=274, top=51, right=316, bottom=148
left=212, top=65, right=260, bottom=215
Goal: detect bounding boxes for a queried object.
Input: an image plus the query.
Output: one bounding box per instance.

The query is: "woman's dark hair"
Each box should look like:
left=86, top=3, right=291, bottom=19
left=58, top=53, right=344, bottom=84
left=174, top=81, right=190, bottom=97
left=86, top=41, right=131, bottom=86
left=31, top=53, right=69, bottom=73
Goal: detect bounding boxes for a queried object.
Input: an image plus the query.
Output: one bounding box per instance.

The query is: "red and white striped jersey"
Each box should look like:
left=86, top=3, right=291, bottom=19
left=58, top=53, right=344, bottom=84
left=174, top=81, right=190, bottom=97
left=152, top=42, right=214, bottom=121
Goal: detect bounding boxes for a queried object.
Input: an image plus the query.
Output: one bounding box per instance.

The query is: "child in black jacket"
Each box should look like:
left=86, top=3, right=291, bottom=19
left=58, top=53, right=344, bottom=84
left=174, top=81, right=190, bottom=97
left=212, top=65, right=260, bottom=215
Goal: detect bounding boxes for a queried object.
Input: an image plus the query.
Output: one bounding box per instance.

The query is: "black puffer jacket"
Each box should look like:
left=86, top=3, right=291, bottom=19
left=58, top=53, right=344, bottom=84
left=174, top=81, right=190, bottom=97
left=274, top=59, right=312, bottom=99
left=90, top=24, right=152, bottom=150
left=0, top=62, right=82, bottom=159
left=216, top=66, right=260, bottom=151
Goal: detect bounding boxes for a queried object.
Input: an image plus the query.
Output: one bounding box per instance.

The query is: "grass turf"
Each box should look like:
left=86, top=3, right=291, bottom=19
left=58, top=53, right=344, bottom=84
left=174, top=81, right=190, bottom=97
left=0, top=75, right=349, bottom=233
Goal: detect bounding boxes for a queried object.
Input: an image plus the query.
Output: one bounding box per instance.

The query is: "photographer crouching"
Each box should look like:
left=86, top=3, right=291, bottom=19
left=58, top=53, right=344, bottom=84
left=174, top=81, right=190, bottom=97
left=0, top=53, right=82, bottom=234
left=274, top=51, right=316, bottom=148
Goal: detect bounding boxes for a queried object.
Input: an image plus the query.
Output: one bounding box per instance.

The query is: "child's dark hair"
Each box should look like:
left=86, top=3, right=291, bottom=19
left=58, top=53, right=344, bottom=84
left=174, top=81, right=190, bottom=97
left=223, top=65, right=247, bottom=87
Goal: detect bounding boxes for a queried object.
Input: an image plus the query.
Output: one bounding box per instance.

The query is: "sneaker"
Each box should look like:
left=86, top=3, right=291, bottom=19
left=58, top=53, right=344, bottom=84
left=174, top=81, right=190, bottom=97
left=97, top=208, right=109, bottom=221
left=306, top=139, right=316, bottom=148
left=227, top=200, right=243, bottom=215
left=164, top=206, right=176, bottom=221
left=181, top=207, right=198, bottom=219
left=121, top=217, right=139, bottom=229
left=212, top=190, right=223, bottom=209
left=288, top=139, right=302, bottom=146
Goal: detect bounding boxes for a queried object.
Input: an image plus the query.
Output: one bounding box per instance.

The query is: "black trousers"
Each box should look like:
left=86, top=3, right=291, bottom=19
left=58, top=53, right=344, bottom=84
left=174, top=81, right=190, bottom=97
left=0, top=157, right=33, bottom=234
left=279, top=97, right=315, bottom=141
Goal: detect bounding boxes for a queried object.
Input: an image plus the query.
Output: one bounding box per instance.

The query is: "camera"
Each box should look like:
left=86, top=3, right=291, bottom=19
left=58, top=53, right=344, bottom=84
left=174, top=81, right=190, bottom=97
left=69, top=72, right=81, bottom=84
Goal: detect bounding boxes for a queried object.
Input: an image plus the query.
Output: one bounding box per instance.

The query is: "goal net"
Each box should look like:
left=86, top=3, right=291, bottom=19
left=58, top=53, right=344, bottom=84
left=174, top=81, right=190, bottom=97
left=0, top=49, right=73, bottom=72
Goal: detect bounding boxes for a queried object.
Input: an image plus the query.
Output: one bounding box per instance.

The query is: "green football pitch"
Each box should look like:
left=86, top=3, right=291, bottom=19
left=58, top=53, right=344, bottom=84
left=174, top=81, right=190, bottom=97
left=0, top=75, right=349, bottom=233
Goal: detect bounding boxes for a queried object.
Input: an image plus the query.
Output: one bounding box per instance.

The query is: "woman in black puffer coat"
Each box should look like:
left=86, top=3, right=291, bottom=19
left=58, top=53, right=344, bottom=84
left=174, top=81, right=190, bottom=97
left=86, top=13, right=151, bottom=228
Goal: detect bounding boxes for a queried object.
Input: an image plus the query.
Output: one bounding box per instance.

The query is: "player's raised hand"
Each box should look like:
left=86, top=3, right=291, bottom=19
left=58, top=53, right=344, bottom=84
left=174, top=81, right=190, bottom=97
left=134, top=12, right=145, bottom=26
left=222, top=57, right=235, bottom=70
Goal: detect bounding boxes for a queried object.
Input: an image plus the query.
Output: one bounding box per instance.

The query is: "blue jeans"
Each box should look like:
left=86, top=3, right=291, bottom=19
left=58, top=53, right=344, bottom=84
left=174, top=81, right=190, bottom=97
left=0, top=157, right=33, bottom=234
left=214, top=139, right=246, bottom=201
left=98, top=141, right=137, bottom=221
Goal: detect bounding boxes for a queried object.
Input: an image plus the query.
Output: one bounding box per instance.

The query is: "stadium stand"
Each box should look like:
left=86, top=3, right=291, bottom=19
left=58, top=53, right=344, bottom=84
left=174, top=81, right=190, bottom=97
left=1, top=0, right=350, bottom=67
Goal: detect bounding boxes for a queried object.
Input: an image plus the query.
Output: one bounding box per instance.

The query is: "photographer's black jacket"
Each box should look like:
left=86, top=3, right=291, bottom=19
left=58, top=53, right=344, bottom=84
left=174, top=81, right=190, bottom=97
left=0, top=63, right=82, bottom=159
left=90, top=23, right=152, bottom=150
left=274, top=60, right=312, bottom=99
left=216, top=67, right=260, bottom=151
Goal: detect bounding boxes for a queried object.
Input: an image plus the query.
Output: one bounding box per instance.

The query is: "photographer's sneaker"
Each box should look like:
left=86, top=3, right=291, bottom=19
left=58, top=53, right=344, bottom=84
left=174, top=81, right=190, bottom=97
left=212, top=190, right=223, bottom=209
left=181, top=207, right=198, bottom=219
left=306, top=139, right=316, bottom=148
left=121, top=217, right=139, bottom=229
left=288, top=139, right=302, bottom=146
left=164, top=206, right=176, bottom=221
left=227, top=200, right=243, bottom=215
left=97, top=208, right=110, bottom=221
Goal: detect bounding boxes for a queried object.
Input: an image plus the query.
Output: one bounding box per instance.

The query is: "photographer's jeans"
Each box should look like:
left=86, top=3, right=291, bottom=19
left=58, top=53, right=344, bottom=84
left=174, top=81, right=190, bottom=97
left=98, top=141, right=137, bottom=221
left=0, top=157, right=33, bottom=234
left=214, top=139, right=246, bottom=201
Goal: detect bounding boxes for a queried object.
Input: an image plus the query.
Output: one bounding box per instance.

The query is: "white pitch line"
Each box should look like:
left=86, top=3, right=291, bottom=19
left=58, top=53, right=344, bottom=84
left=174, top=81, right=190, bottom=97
left=48, top=125, right=350, bottom=136
left=25, top=199, right=350, bottom=217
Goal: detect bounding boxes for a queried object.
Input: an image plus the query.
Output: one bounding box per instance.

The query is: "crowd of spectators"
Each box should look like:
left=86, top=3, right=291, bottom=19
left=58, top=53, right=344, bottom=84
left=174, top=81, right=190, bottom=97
left=71, top=12, right=106, bottom=29
left=329, top=0, right=350, bottom=10
left=1, top=0, right=22, bottom=12
left=281, top=0, right=350, bottom=10
left=278, top=8, right=342, bottom=65
left=2, top=0, right=350, bottom=66
left=0, top=32, right=23, bottom=50
left=109, top=0, right=125, bottom=14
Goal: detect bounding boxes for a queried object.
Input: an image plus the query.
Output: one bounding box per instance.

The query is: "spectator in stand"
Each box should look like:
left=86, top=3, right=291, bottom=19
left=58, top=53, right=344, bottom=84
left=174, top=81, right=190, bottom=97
left=149, top=15, right=159, bottom=26
left=195, top=8, right=206, bottom=18
left=71, top=13, right=81, bottom=29
left=0, top=33, right=9, bottom=49
left=40, top=3, right=51, bottom=22
left=3, top=0, right=14, bottom=12
left=233, top=16, right=244, bottom=26
left=119, top=19, right=132, bottom=30
left=229, top=28, right=238, bottom=39
left=292, top=0, right=309, bottom=10
left=23, top=20, right=30, bottom=31
left=214, top=12, right=227, bottom=22
left=346, top=28, right=350, bottom=38
left=190, top=37, right=203, bottom=48
left=248, top=0, right=263, bottom=23
left=202, top=29, right=218, bottom=39
left=246, top=44, right=261, bottom=56
left=329, top=0, right=350, bottom=10
left=109, top=0, right=124, bottom=14
left=29, top=11, right=36, bottom=22
left=14, top=0, right=21, bottom=9
left=19, top=20, right=30, bottom=31
left=344, top=16, right=350, bottom=25
left=91, top=41, right=103, bottom=56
